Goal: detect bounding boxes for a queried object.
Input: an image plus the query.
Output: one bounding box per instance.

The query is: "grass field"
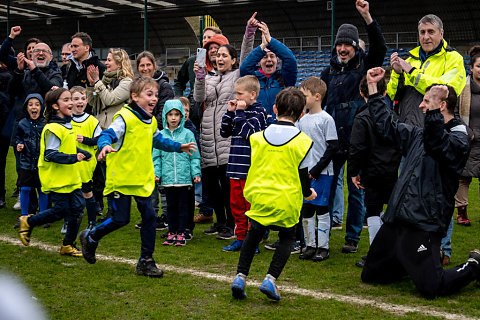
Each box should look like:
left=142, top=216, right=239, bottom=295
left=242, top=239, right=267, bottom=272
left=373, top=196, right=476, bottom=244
left=1, top=152, right=480, bottom=320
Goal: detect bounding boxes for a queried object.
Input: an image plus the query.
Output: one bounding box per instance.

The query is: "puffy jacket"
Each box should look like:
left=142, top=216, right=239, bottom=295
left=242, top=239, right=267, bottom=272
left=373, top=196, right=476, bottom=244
left=321, top=19, right=386, bottom=158
left=368, top=93, right=469, bottom=235
left=65, top=52, right=106, bottom=89
left=153, top=100, right=201, bottom=185
left=152, top=70, right=174, bottom=130
left=194, top=69, right=238, bottom=168
left=387, top=39, right=466, bottom=127
left=15, top=93, right=45, bottom=170
left=87, top=76, right=132, bottom=130
left=240, top=37, right=297, bottom=119
left=348, top=103, right=401, bottom=186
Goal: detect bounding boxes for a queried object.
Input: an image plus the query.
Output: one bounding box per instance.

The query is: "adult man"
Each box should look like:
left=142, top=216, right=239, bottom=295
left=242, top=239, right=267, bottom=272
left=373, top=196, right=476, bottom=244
left=361, top=67, right=479, bottom=299
left=320, top=0, right=386, bottom=253
left=60, top=43, right=71, bottom=80
left=387, top=14, right=466, bottom=127
left=65, top=32, right=105, bottom=89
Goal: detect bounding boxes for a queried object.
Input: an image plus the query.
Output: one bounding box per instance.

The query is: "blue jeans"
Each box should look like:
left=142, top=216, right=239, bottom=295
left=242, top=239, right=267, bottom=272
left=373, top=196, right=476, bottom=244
left=329, top=159, right=365, bottom=243
left=440, top=217, right=454, bottom=258
left=330, top=165, right=345, bottom=225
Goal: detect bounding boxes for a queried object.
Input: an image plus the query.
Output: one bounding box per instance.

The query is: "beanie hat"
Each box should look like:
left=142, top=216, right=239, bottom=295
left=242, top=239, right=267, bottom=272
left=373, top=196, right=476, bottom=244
left=334, top=24, right=359, bottom=49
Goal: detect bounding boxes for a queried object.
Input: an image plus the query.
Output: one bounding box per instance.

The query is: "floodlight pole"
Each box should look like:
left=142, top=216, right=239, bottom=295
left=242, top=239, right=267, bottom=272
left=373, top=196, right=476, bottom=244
left=6, top=0, right=10, bottom=34
left=331, top=0, right=335, bottom=50
left=144, top=0, right=148, bottom=51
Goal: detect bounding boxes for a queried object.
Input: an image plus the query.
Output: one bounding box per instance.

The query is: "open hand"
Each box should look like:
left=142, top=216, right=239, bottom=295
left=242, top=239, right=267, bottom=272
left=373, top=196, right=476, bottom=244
left=352, top=175, right=365, bottom=190
left=181, top=142, right=198, bottom=156
left=98, top=145, right=117, bottom=161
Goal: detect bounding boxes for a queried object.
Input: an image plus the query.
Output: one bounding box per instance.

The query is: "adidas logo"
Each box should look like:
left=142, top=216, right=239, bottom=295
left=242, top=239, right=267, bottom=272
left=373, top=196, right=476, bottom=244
left=417, top=244, right=427, bottom=253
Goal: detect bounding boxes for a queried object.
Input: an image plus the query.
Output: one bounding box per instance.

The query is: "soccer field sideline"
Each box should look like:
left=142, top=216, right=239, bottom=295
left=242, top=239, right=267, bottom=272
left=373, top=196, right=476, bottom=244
left=1, top=234, right=477, bottom=320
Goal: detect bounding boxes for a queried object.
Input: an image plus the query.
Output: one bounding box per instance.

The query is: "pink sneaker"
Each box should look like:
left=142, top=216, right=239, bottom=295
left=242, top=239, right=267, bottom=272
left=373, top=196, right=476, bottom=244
left=163, top=232, right=176, bottom=245
left=175, top=233, right=186, bottom=246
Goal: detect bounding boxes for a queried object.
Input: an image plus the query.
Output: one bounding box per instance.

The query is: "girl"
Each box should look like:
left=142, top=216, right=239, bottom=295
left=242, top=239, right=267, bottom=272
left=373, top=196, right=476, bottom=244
left=80, top=77, right=197, bottom=277
left=18, top=88, right=91, bottom=257
left=155, top=99, right=200, bottom=246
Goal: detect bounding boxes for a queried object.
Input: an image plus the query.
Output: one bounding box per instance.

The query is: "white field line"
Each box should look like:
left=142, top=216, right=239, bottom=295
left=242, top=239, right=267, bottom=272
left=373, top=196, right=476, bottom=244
left=1, top=234, right=478, bottom=320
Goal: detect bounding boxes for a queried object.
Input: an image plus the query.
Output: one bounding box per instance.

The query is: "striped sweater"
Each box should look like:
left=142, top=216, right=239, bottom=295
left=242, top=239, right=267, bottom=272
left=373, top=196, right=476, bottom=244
left=220, top=101, right=267, bottom=179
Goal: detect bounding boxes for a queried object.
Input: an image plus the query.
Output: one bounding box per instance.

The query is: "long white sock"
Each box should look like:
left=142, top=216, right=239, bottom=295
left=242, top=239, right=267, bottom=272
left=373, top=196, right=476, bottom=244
left=367, top=216, right=383, bottom=245
left=317, top=213, right=330, bottom=249
left=302, top=216, right=316, bottom=247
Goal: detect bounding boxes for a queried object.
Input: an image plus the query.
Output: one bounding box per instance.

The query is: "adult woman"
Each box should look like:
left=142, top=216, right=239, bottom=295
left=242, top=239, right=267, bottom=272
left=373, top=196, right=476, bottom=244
left=86, top=48, right=133, bottom=129
left=193, top=43, right=239, bottom=240
left=455, top=46, right=480, bottom=226
left=136, top=51, right=174, bottom=130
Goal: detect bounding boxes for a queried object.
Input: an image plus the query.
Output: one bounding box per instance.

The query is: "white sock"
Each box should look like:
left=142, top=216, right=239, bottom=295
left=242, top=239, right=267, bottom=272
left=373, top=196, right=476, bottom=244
left=302, top=216, right=316, bottom=247
left=317, top=213, right=330, bottom=249
left=367, top=216, right=383, bottom=245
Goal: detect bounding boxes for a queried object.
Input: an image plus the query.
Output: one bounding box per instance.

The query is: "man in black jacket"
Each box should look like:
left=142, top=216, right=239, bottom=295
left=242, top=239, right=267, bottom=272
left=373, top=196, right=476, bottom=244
left=320, top=0, right=387, bottom=254
left=361, top=67, right=480, bottom=299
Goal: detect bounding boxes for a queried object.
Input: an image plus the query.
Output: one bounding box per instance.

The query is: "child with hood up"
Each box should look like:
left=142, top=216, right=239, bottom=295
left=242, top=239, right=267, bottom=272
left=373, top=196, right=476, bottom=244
left=15, top=93, right=48, bottom=219
left=154, top=99, right=201, bottom=247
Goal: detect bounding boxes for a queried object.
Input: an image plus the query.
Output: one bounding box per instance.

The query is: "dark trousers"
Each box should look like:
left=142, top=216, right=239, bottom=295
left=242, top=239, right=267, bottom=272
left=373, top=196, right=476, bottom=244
left=237, top=219, right=296, bottom=279
left=364, top=181, right=396, bottom=218
left=202, top=165, right=233, bottom=228
left=165, top=186, right=190, bottom=234
left=0, top=137, right=9, bottom=197
left=362, top=223, right=480, bottom=299
left=28, top=189, right=85, bottom=246
left=91, top=192, right=156, bottom=258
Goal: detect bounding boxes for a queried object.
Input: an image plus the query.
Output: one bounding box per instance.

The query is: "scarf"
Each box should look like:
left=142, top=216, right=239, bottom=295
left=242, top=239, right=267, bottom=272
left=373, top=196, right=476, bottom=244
left=101, top=69, right=123, bottom=86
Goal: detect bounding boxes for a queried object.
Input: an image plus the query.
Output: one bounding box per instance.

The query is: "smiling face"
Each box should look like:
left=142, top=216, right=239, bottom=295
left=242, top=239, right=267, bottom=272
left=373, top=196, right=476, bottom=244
left=472, top=57, right=480, bottom=84
left=26, top=41, right=37, bottom=60
left=166, top=108, right=182, bottom=130
left=216, top=46, right=236, bottom=73
left=105, top=53, right=120, bottom=73
left=335, top=43, right=355, bottom=64
left=27, top=98, right=41, bottom=120
left=71, top=91, right=87, bottom=115
left=137, top=57, right=155, bottom=78
left=207, top=43, right=219, bottom=64
left=259, top=51, right=278, bottom=75
left=418, top=22, right=444, bottom=53
left=202, top=29, right=216, bottom=46
left=132, top=85, right=158, bottom=114
left=70, top=37, right=90, bottom=62
left=53, top=91, right=73, bottom=118
left=32, top=43, right=52, bottom=68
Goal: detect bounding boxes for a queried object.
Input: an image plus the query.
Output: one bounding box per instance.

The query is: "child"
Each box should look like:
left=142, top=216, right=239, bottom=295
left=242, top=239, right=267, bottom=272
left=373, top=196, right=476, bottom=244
left=18, top=88, right=91, bottom=257
left=155, top=99, right=200, bottom=246
left=220, top=75, right=267, bottom=251
left=297, top=77, right=338, bottom=262
left=348, top=75, right=401, bottom=268
left=79, top=77, right=197, bottom=277
left=15, top=94, right=48, bottom=219
left=231, top=87, right=316, bottom=301
left=70, top=86, right=102, bottom=230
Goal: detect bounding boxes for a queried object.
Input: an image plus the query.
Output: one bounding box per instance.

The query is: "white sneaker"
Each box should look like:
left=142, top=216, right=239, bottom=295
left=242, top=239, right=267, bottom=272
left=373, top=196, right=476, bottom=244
left=13, top=196, right=21, bottom=211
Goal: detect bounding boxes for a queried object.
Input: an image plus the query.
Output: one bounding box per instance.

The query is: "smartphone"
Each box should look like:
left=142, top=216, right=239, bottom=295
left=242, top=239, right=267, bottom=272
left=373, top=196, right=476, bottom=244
left=196, top=48, right=206, bottom=68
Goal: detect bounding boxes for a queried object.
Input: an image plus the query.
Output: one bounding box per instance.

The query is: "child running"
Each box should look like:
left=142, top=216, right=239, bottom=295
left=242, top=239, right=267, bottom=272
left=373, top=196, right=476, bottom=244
left=15, top=94, right=48, bottom=221
left=79, top=77, right=197, bottom=277
left=297, top=77, right=338, bottom=262
left=231, top=87, right=316, bottom=301
left=70, top=86, right=102, bottom=230
left=220, top=75, right=267, bottom=252
left=18, top=88, right=91, bottom=257
left=156, top=99, right=200, bottom=246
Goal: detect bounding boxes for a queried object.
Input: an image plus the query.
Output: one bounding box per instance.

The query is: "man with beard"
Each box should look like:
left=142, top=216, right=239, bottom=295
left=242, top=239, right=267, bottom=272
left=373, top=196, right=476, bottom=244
left=320, top=0, right=387, bottom=254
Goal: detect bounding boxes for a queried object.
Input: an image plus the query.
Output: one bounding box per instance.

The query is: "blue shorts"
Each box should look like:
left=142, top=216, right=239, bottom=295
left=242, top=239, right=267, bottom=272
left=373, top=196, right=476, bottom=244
left=304, top=174, right=333, bottom=206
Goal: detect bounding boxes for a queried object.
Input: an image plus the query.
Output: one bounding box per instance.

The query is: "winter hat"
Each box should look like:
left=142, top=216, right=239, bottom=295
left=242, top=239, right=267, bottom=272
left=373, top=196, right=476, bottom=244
left=334, top=24, right=359, bottom=49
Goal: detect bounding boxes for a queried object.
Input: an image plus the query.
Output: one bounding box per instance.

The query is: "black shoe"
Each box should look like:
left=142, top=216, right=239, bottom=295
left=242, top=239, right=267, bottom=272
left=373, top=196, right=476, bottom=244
left=216, top=226, right=235, bottom=240
left=204, top=223, right=221, bottom=235
left=312, top=248, right=329, bottom=262
left=342, top=240, right=358, bottom=253
left=135, top=221, right=143, bottom=229
left=184, top=229, right=193, bottom=240
left=79, top=230, right=98, bottom=264
left=0, top=196, right=5, bottom=209
left=155, top=220, right=168, bottom=231
left=299, top=246, right=316, bottom=260
left=265, top=239, right=280, bottom=251
left=13, top=216, right=20, bottom=229
left=355, top=260, right=365, bottom=268
left=135, top=258, right=163, bottom=278
left=160, top=231, right=169, bottom=238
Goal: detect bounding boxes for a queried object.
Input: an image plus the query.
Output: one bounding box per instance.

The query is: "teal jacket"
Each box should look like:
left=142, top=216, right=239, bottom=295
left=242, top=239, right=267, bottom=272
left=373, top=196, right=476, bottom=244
left=153, top=99, right=201, bottom=186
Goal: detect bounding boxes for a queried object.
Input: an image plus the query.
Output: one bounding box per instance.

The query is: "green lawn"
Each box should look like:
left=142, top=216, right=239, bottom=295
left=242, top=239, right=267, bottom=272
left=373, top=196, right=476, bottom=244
left=1, top=152, right=480, bottom=319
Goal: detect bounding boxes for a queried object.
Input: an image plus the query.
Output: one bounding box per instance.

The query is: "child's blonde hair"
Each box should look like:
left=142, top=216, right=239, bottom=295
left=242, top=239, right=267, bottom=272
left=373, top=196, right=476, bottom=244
left=235, top=75, right=260, bottom=95
left=70, top=86, right=86, bottom=96
left=299, top=76, right=327, bottom=98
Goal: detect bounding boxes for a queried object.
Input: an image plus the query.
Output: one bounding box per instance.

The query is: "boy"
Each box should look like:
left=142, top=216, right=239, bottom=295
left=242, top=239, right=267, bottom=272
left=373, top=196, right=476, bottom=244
left=348, top=75, right=401, bottom=268
left=79, top=78, right=196, bottom=277
left=231, top=87, right=316, bottom=301
left=297, top=77, right=338, bottom=262
left=71, top=86, right=102, bottom=230
left=220, top=75, right=267, bottom=251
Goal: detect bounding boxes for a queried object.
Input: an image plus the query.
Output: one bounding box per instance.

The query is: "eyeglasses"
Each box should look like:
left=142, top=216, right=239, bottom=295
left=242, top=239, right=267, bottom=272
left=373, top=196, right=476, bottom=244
left=33, top=49, right=51, bottom=55
left=61, top=53, right=70, bottom=56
